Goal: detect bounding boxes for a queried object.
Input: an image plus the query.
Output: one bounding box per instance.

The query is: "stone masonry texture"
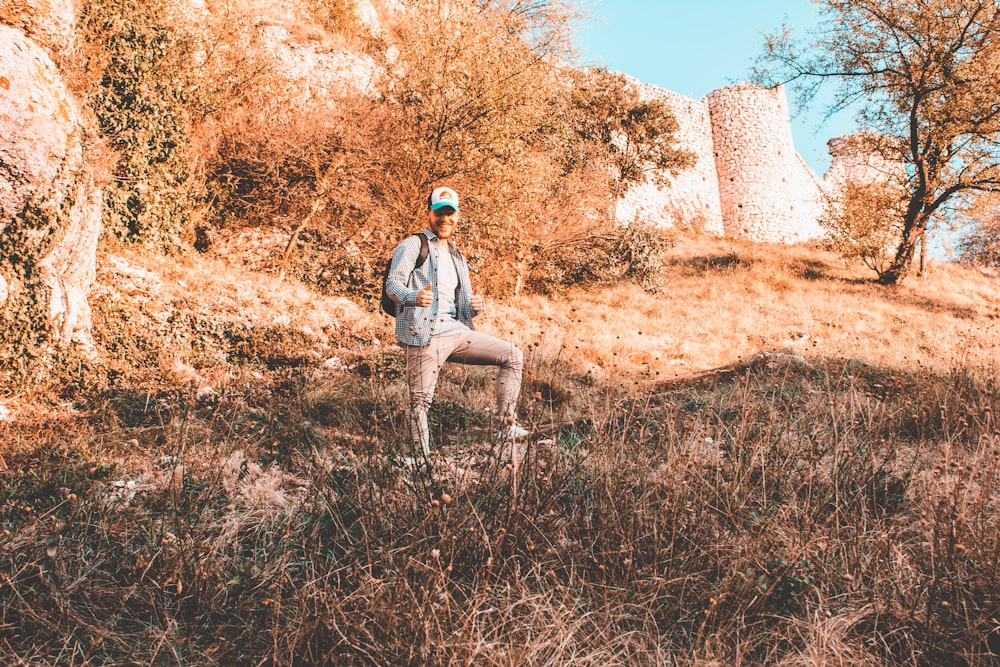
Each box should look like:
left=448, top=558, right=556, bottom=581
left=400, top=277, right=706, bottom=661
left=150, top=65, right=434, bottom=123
left=619, top=80, right=845, bottom=244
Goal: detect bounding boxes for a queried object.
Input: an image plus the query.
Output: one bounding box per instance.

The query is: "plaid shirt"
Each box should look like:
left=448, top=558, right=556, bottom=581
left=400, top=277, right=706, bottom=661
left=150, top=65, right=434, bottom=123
left=385, top=229, right=479, bottom=347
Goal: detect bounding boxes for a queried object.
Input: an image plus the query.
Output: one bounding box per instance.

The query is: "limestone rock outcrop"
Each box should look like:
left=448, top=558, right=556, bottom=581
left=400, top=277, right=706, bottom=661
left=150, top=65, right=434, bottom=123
left=0, top=25, right=101, bottom=357
left=228, top=0, right=391, bottom=113
left=258, top=24, right=379, bottom=106
left=0, top=0, right=76, bottom=55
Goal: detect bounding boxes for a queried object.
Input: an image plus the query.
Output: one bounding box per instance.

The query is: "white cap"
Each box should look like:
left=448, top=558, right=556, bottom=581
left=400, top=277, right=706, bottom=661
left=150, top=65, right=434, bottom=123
left=429, top=186, right=459, bottom=211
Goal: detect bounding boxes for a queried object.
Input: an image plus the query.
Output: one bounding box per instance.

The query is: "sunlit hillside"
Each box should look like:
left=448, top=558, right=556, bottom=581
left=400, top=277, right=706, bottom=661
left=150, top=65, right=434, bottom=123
left=6, top=0, right=1000, bottom=662
left=3, top=235, right=1000, bottom=665
left=497, top=236, right=1000, bottom=383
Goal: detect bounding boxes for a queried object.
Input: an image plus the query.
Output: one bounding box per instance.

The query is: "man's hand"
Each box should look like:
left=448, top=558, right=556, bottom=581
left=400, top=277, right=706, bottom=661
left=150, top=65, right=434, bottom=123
left=416, top=283, right=434, bottom=307
left=471, top=287, right=485, bottom=313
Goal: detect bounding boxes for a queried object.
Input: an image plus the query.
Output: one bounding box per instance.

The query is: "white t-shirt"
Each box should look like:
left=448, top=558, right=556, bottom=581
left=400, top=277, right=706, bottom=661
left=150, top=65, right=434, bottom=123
left=434, top=247, right=466, bottom=337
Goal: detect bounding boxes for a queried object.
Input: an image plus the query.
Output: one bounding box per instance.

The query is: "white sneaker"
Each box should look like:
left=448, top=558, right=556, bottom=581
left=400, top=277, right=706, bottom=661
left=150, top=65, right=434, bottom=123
left=498, top=422, right=530, bottom=440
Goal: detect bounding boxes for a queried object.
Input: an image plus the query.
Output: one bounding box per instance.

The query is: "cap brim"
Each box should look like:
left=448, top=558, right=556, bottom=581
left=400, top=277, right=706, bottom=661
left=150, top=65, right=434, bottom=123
left=430, top=203, right=458, bottom=211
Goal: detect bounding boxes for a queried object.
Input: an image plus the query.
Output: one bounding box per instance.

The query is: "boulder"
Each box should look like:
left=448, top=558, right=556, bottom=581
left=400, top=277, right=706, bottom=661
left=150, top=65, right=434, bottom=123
left=0, top=0, right=76, bottom=55
left=258, top=24, right=380, bottom=107
left=0, top=25, right=101, bottom=359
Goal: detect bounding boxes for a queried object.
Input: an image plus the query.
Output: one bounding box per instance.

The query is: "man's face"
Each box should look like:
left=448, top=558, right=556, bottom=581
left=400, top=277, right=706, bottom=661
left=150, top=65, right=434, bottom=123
left=427, top=206, right=459, bottom=240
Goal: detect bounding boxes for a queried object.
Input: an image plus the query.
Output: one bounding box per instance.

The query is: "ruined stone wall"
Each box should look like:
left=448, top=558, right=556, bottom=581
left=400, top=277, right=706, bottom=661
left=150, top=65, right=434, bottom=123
left=823, top=131, right=905, bottom=192
left=618, top=81, right=832, bottom=245
left=705, top=82, right=825, bottom=243
left=616, top=81, right=725, bottom=235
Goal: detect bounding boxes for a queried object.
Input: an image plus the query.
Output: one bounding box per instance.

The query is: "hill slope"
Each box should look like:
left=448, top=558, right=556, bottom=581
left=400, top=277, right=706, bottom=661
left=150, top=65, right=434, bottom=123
left=2, top=237, right=1000, bottom=665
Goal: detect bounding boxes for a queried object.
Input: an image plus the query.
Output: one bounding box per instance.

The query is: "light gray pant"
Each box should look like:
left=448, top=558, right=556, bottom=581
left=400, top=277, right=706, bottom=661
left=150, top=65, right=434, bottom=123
left=405, top=330, right=523, bottom=457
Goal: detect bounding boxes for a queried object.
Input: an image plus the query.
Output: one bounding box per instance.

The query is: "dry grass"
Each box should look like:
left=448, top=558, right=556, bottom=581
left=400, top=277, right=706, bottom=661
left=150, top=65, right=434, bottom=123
left=491, top=235, right=1000, bottom=382
left=2, top=236, right=1000, bottom=665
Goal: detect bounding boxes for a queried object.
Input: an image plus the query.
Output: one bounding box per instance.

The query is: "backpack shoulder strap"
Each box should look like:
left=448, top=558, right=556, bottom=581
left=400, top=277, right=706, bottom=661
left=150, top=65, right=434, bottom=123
left=414, top=233, right=429, bottom=268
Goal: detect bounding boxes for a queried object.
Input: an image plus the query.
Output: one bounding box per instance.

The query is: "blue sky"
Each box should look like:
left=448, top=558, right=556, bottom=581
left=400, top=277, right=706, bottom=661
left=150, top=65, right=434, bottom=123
left=573, top=1, right=855, bottom=175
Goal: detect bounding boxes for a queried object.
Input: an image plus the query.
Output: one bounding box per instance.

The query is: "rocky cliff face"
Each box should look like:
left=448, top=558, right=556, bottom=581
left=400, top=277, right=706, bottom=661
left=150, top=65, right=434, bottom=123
left=0, top=0, right=76, bottom=56
left=257, top=23, right=380, bottom=105
left=0, top=24, right=101, bottom=359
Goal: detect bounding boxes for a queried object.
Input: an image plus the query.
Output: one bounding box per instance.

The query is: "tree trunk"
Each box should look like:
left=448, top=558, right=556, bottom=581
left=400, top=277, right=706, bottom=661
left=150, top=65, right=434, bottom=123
left=917, top=231, right=927, bottom=277
left=879, top=205, right=929, bottom=285
left=278, top=198, right=324, bottom=282
left=879, top=237, right=915, bottom=285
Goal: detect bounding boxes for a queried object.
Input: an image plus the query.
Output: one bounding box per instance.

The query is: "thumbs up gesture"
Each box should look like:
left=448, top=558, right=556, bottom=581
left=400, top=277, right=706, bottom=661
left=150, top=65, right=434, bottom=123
left=416, top=283, right=434, bottom=307
left=471, top=287, right=485, bottom=313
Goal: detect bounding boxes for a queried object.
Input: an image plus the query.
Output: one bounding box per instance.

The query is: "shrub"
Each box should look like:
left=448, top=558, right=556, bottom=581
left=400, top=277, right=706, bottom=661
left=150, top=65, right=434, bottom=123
left=0, top=203, right=54, bottom=382
left=820, top=180, right=906, bottom=279
left=79, top=0, right=201, bottom=248
left=306, top=0, right=359, bottom=34
left=525, top=219, right=675, bottom=293
left=610, top=219, right=676, bottom=288
left=956, top=192, right=1000, bottom=270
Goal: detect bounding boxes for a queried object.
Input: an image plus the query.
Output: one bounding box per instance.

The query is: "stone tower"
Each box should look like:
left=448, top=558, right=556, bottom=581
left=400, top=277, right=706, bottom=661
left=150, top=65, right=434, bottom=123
left=705, top=82, right=826, bottom=243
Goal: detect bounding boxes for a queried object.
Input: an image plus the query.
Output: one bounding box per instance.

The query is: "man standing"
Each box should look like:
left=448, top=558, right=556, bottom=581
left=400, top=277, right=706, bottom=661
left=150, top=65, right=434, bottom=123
left=384, top=186, right=527, bottom=459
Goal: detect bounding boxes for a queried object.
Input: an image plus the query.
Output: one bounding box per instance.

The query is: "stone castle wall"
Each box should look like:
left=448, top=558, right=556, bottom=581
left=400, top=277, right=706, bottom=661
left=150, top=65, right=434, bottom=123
left=618, top=80, right=833, bottom=244
left=616, top=84, right=724, bottom=235
left=824, top=131, right=905, bottom=192
left=706, top=83, right=825, bottom=242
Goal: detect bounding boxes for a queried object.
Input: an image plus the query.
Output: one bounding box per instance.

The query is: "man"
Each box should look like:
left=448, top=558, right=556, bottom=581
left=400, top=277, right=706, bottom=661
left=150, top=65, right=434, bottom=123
left=384, top=186, right=527, bottom=459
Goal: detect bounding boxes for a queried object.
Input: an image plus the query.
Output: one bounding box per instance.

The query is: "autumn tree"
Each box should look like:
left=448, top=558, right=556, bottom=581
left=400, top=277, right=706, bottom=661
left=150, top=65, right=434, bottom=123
left=561, top=69, right=694, bottom=205
left=371, top=1, right=581, bottom=246
left=346, top=2, right=693, bottom=294
left=821, top=180, right=907, bottom=277
left=756, top=0, right=1000, bottom=284
left=197, top=0, right=693, bottom=296
left=956, top=191, right=1000, bottom=268
left=197, top=0, right=586, bottom=295
left=513, top=68, right=693, bottom=291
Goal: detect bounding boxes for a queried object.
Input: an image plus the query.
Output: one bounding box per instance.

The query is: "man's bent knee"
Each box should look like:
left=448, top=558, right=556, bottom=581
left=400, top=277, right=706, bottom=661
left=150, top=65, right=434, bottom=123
left=505, top=345, right=524, bottom=370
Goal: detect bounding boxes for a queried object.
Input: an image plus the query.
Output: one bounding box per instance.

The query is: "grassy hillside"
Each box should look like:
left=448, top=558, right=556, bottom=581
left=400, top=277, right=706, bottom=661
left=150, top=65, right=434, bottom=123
left=2, top=236, right=1000, bottom=665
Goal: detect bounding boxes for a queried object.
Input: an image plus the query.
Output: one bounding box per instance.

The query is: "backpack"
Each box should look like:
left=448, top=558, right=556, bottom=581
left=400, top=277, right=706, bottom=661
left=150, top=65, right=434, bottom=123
left=380, top=233, right=429, bottom=316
